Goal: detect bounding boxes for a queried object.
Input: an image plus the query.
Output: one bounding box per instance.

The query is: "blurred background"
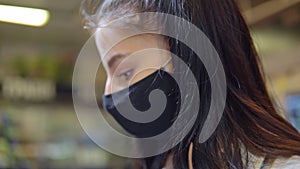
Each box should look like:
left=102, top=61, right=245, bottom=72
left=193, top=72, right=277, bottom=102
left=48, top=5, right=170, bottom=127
left=0, top=0, right=299, bottom=168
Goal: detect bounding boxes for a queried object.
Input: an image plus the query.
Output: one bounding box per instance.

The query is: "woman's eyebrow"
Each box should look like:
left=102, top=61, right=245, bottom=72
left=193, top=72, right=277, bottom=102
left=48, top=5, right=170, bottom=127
left=107, top=53, right=129, bottom=69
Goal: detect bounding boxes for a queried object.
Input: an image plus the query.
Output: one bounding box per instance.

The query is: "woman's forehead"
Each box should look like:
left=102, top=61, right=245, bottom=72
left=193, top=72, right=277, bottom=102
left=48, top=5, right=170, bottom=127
left=95, top=29, right=168, bottom=63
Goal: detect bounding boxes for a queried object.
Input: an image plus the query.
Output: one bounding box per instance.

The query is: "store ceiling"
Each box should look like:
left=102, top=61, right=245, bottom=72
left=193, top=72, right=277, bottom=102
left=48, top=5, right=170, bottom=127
left=0, top=0, right=87, bottom=46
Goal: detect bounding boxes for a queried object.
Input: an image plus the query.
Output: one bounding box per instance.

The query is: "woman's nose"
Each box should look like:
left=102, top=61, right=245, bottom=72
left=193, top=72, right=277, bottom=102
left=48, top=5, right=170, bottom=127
left=104, top=78, right=113, bottom=95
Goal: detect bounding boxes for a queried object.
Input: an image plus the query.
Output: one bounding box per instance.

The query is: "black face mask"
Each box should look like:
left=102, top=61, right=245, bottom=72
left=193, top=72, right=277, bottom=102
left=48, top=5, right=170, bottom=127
left=102, top=68, right=181, bottom=138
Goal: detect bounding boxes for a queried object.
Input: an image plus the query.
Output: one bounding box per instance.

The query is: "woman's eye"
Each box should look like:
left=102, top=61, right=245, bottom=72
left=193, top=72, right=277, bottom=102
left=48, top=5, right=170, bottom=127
left=117, top=69, right=134, bottom=81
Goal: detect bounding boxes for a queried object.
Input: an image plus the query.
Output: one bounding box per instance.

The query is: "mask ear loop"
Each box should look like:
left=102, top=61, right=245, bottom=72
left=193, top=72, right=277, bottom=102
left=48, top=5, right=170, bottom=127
left=160, top=57, right=172, bottom=71
left=188, top=143, right=194, bottom=169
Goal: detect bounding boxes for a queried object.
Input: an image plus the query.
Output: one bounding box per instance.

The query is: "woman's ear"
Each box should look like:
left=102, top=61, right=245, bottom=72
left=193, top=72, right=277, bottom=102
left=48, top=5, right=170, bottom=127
left=188, top=143, right=194, bottom=169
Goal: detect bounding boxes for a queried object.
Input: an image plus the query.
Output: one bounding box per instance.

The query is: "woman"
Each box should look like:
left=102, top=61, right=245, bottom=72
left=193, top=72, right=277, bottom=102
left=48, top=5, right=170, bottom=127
left=80, top=0, right=300, bottom=168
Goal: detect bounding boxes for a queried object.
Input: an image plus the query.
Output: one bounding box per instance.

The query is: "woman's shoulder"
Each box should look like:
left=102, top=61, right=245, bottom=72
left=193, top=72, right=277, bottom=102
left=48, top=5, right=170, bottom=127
left=247, top=153, right=300, bottom=169
left=268, top=155, right=300, bottom=169
left=241, top=143, right=300, bottom=169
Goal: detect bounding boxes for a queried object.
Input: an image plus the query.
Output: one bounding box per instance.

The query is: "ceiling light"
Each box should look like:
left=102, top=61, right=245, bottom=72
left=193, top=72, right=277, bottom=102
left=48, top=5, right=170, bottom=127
left=0, top=4, right=50, bottom=27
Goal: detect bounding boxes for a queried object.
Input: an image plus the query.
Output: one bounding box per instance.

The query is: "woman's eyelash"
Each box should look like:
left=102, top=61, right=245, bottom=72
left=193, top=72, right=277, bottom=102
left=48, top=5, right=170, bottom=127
left=117, top=69, right=134, bottom=80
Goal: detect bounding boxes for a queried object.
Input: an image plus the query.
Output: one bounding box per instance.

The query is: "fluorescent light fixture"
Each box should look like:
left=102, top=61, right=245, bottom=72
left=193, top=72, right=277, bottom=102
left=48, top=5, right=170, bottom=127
left=0, top=4, right=50, bottom=27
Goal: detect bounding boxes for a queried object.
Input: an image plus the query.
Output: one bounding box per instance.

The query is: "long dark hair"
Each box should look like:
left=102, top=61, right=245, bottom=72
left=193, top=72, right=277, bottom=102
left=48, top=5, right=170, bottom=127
left=80, top=0, right=300, bottom=168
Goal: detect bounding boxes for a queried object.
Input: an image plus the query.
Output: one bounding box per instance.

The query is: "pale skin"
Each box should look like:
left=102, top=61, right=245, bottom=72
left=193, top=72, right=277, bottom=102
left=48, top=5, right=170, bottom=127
left=95, top=27, right=173, bottom=94
left=95, top=27, right=193, bottom=169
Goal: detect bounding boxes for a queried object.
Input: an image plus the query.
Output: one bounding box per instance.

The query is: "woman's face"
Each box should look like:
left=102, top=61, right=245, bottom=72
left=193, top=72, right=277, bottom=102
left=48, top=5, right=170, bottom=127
left=96, top=28, right=173, bottom=95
